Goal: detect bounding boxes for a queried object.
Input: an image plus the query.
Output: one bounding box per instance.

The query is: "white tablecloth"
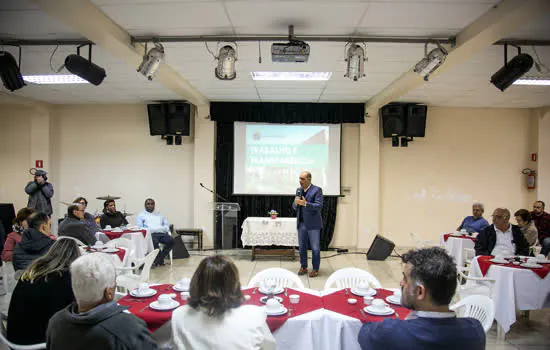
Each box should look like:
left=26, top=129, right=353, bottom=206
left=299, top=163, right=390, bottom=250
left=151, top=288, right=363, bottom=350
left=95, top=230, right=154, bottom=260
left=241, top=217, right=298, bottom=246
left=440, top=234, right=475, bottom=267
left=468, top=256, right=550, bottom=333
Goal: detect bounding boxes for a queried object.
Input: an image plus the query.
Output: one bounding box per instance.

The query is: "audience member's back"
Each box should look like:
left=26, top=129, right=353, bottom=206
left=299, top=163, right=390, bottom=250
left=46, top=253, right=157, bottom=350
left=12, top=213, right=55, bottom=271
left=358, top=315, right=485, bottom=350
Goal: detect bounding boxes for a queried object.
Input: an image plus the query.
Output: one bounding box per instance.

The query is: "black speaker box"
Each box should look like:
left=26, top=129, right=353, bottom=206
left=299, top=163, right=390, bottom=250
left=366, top=234, right=395, bottom=261
left=381, top=103, right=406, bottom=137
left=406, top=104, right=427, bottom=137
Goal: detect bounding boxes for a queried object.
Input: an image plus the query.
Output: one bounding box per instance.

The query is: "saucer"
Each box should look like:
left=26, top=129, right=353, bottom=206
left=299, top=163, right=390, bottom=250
left=172, top=284, right=190, bottom=292
left=536, top=259, right=550, bottom=264
left=351, top=288, right=377, bottom=297
left=149, top=300, right=179, bottom=311
left=386, top=295, right=402, bottom=305
left=264, top=306, right=288, bottom=316
left=103, top=248, right=119, bottom=253
left=259, top=286, right=284, bottom=295
left=260, top=296, right=283, bottom=304
left=364, top=305, right=395, bottom=316
left=520, top=263, right=543, bottom=269
left=130, top=289, right=157, bottom=298
left=489, top=259, right=508, bottom=264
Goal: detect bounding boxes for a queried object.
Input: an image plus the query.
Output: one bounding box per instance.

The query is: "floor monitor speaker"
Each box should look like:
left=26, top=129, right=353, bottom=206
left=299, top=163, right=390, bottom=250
left=366, top=234, right=395, bottom=261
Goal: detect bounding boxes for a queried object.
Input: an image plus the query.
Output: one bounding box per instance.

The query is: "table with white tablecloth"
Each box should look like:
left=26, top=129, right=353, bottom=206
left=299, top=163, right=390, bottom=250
left=95, top=230, right=154, bottom=260
left=440, top=233, right=476, bottom=267
left=468, top=256, right=550, bottom=334
left=241, top=217, right=298, bottom=260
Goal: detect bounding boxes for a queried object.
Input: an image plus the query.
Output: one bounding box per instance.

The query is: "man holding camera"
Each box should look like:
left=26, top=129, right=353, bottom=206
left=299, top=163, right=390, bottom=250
left=25, top=169, right=54, bottom=216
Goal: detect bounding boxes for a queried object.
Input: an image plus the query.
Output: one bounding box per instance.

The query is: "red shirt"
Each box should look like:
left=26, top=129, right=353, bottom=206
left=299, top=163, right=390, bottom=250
left=1, top=231, right=23, bottom=262
left=532, top=211, right=550, bottom=242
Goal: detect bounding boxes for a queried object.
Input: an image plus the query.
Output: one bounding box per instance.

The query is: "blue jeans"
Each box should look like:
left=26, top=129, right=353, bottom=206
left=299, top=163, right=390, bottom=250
left=541, top=237, right=550, bottom=256
left=298, top=222, right=320, bottom=271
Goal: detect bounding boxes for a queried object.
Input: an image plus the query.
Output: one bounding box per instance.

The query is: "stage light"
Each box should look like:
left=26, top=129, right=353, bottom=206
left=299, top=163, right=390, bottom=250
left=491, top=46, right=534, bottom=91
left=344, top=43, right=366, bottom=81
left=137, top=42, right=165, bottom=81
left=215, top=45, right=237, bottom=80
left=414, top=40, right=447, bottom=81
left=64, top=44, right=106, bottom=86
left=0, top=50, right=25, bottom=91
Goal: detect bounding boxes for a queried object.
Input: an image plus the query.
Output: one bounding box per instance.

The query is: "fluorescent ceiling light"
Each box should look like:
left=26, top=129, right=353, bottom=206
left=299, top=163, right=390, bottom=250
left=23, top=74, right=89, bottom=84
left=251, top=72, right=332, bottom=81
left=512, top=77, right=550, bottom=86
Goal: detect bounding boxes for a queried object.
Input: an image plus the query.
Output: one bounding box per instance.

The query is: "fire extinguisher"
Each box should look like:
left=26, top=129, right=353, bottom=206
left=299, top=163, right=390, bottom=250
left=522, top=168, right=536, bottom=190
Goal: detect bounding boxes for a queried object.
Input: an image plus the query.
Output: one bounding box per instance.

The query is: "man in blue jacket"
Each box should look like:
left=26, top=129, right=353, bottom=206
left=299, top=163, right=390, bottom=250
left=358, top=247, right=486, bottom=350
left=292, top=171, right=323, bottom=278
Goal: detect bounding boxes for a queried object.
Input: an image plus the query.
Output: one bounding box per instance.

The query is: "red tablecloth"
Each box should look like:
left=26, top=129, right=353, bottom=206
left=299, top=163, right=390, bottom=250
left=241, top=288, right=323, bottom=332
left=103, top=229, right=147, bottom=240
left=105, top=247, right=126, bottom=262
left=119, top=284, right=185, bottom=332
left=477, top=256, right=549, bottom=279
left=443, top=233, right=476, bottom=243
left=322, top=288, right=410, bottom=323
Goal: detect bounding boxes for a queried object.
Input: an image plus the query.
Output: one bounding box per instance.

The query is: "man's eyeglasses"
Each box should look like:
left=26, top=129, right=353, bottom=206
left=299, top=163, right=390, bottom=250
left=533, top=206, right=543, bottom=209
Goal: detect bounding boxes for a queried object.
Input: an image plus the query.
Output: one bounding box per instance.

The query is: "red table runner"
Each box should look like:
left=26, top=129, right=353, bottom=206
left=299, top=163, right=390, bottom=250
left=103, top=229, right=147, bottom=240
left=241, top=288, right=323, bottom=332
left=443, top=233, right=476, bottom=243
left=119, top=284, right=185, bottom=332
left=322, top=288, right=410, bottom=323
left=477, top=256, right=549, bottom=279
left=86, top=247, right=126, bottom=262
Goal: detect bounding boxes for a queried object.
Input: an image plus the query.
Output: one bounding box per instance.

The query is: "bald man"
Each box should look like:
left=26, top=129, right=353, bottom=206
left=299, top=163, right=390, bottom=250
left=474, top=208, right=529, bottom=256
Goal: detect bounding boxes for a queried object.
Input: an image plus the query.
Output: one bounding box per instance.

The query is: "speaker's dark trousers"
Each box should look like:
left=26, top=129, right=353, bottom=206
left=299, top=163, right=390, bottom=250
left=151, top=232, right=175, bottom=264
left=298, top=221, right=320, bottom=271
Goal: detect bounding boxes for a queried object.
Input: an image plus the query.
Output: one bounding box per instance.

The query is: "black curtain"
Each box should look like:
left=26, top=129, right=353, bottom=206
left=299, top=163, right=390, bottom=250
left=213, top=102, right=365, bottom=251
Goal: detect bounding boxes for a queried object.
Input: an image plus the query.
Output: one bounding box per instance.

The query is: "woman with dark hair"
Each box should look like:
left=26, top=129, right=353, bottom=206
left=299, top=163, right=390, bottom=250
left=1, top=207, right=34, bottom=261
left=171, top=255, right=275, bottom=350
left=7, top=238, right=80, bottom=345
left=12, top=212, right=56, bottom=273
left=515, top=209, right=538, bottom=246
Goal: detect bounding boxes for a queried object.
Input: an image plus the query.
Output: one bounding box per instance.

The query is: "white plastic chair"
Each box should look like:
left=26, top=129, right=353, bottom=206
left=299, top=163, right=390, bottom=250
left=456, top=267, right=495, bottom=299
left=0, top=313, right=46, bottom=349
left=158, top=243, right=173, bottom=265
left=323, top=268, right=382, bottom=291
left=450, top=295, right=495, bottom=333
left=462, top=248, right=476, bottom=267
left=116, top=249, right=159, bottom=291
left=248, top=268, right=305, bottom=289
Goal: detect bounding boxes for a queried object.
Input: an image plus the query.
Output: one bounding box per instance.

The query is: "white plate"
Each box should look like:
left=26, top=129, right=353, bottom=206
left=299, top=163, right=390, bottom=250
left=149, top=300, right=180, bottom=311
left=264, top=306, right=288, bottom=316
left=364, top=305, right=395, bottom=316
left=260, top=296, right=283, bottom=304
left=386, top=295, right=402, bottom=305
left=351, top=288, right=377, bottom=297
left=520, top=263, right=543, bottom=269
left=536, top=259, right=550, bottom=264
left=103, top=248, right=119, bottom=253
left=102, top=228, right=112, bottom=231
left=489, top=259, right=508, bottom=264
left=172, top=285, right=189, bottom=292
left=259, top=287, right=284, bottom=295
left=130, top=289, right=157, bottom=298
left=450, top=233, right=463, bottom=237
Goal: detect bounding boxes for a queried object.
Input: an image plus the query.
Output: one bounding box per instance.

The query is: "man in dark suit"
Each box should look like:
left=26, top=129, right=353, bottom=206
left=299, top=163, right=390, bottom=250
left=358, top=247, right=486, bottom=350
left=292, top=171, right=323, bottom=278
left=475, top=207, right=529, bottom=256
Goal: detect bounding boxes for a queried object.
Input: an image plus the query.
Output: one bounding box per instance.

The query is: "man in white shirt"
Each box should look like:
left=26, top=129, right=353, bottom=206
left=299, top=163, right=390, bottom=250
left=136, top=198, right=174, bottom=268
left=474, top=208, right=529, bottom=256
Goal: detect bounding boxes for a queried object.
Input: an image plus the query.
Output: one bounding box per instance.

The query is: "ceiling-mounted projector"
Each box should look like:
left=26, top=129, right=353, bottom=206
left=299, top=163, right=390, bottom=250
left=271, top=25, right=310, bottom=63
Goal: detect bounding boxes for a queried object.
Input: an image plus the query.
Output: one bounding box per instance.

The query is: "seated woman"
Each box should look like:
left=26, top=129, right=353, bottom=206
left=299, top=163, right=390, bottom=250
left=1, top=207, right=34, bottom=262
left=7, top=238, right=80, bottom=345
left=171, top=255, right=275, bottom=350
left=515, top=209, right=538, bottom=247
left=13, top=212, right=56, bottom=273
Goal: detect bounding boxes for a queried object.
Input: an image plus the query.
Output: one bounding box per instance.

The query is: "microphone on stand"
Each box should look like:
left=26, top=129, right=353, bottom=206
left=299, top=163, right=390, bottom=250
left=199, top=183, right=229, bottom=202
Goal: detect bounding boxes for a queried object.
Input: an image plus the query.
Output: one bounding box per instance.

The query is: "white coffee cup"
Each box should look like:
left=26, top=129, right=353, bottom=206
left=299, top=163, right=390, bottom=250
left=526, top=257, right=537, bottom=265
left=536, top=254, right=545, bottom=260
left=105, top=225, right=112, bottom=229
left=265, top=298, right=281, bottom=312
left=357, top=281, right=370, bottom=293
left=363, top=296, right=374, bottom=305
left=289, top=294, right=300, bottom=304
left=177, top=278, right=190, bottom=289
left=243, top=295, right=251, bottom=301
left=371, top=298, right=389, bottom=311
left=138, top=283, right=149, bottom=294
left=180, top=292, right=189, bottom=301
left=158, top=294, right=173, bottom=306
left=392, top=289, right=402, bottom=298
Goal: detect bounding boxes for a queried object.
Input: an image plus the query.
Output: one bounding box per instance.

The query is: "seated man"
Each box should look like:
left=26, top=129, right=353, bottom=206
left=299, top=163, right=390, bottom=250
left=136, top=198, right=174, bottom=268
left=532, top=201, right=550, bottom=256
left=99, top=199, right=128, bottom=229
left=475, top=207, right=529, bottom=256
left=457, top=202, right=489, bottom=234
left=358, top=247, right=485, bottom=350
left=58, top=204, right=97, bottom=246
left=13, top=212, right=55, bottom=273
left=73, top=197, right=101, bottom=233
left=46, top=253, right=157, bottom=350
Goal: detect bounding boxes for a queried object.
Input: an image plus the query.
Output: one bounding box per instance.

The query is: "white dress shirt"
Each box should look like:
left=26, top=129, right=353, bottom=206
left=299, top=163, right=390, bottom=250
left=491, top=224, right=515, bottom=256
left=136, top=210, right=169, bottom=234
left=171, top=304, right=276, bottom=350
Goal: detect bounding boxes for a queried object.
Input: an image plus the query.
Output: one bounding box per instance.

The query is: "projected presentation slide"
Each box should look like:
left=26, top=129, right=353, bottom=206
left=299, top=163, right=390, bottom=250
left=234, top=122, right=341, bottom=195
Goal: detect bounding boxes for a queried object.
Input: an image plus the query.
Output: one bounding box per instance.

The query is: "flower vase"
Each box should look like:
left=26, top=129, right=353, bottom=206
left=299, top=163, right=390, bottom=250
left=271, top=215, right=277, bottom=220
